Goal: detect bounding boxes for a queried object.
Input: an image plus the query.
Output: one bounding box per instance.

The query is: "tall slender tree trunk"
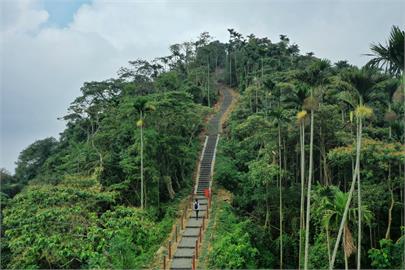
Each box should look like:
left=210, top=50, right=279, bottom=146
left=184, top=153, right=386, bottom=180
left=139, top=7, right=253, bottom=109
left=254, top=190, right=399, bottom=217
left=330, top=115, right=363, bottom=270
left=278, top=120, right=283, bottom=269
left=304, top=108, right=314, bottom=270
left=357, top=102, right=364, bottom=270
left=385, top=111, right=394, bottom=240
left=265, top=180, right=270, bottom=228
left=207, top=60, right=210, bottom=107
left=343, top=225, right=349, bottom=270
left=357, top=127, right=362, bottom=270
left=385, top=165, right=394, bottom=239
left=403, top=73, right=405, bottom=270
left=261, top=57, right=264, bottom=82
left=388, top=102, right=392, bottom=138
left=299, top=123, right=306, bottom=269
left=229, top=52, right=232, bottom=86
left=255, top=87, right=258, bottom=112
left=234, top=53, right=237, bottom=85
left=140, top=111, right=144, bottom=210
left=326, top=225, right=331, bottom=265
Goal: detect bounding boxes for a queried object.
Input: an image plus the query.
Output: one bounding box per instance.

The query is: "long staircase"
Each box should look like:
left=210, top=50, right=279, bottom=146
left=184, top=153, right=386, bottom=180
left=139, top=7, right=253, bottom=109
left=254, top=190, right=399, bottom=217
left=170, top=86, right=233, bottom=270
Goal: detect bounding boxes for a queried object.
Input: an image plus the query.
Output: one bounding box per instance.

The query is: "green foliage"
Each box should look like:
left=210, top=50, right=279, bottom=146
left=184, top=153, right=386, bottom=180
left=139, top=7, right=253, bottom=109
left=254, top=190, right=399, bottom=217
left=327, top=139, right=404, bottom=190
left=3, top=27, right=404, bottom=269
left=367, top=25, right=404, bottom=76
left=368, top=238, right=404, bottom=269
left=2, top=34, right=227, bottom=268
left=87, top=206, right=161, bottom=269
left=214, top=154, right=240, bottom=191
left=2, top=177, right=173, bottom=269
left=215, top=28, right=404, bottom=269
left=0, top=169, right=20, bottom=197
left=14, top=137, right=58, bottom=185
left=3, top=177, right=115, bottom=269
left=155, top=71, right=181, bottom=92
left=208, top=204, right=258, bottom=269
left=308, top=232, right=331, bottom=269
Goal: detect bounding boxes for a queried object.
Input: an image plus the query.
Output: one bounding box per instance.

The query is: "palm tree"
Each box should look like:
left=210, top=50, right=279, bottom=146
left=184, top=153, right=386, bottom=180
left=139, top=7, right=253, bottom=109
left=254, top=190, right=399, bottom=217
left=335, top=67, right=387, bottom=269
left=299, top=59, right=331, bottom=270
left=393, top=81, right=405, bottom=247
left=379, top=29, right=405, bottom=242
left=315, top=186, right=373, bottom=269
left=134, top=97, right=155, bottom=209
left=270, top=82, right=295, bottom=269
left=329, top=104, right=373, bottom=270
left=339, top=67, right=387, bottom=106
left=366, top=25, right=404, bottom=77
left=303, top=92, right=318, bottom=270
left=297, top=110, right=308, bottom=269
left=376, top=79, right=401, bottom=239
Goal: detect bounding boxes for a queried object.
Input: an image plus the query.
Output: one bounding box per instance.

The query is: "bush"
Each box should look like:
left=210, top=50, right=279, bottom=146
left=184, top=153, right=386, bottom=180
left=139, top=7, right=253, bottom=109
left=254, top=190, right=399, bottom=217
left=368, top=238, right=404, bottom=269
left=208, top=204, right=258, bottom=269
left=2, top=177, right=165, bottom=269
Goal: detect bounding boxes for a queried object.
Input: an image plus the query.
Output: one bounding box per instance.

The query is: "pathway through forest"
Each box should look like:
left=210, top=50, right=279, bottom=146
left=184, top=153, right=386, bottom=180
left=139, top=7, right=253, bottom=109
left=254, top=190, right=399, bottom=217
left=169, top=84, right=234, bottom=270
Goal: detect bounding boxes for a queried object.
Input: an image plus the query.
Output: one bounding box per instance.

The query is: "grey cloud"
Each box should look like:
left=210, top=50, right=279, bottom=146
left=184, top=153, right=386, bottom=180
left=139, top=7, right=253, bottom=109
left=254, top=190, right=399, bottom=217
left=1, top=0, right=404, bottom=172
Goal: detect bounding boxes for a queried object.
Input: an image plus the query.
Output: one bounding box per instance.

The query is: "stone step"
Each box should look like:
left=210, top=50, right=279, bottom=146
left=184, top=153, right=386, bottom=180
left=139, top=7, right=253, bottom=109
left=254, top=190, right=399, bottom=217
left=186, top=218, right=203, bottom=227
left=183, top=227, right=201, bottom=237
left=199, top=164, right=212, bottom=167
left=177, top=236, right=198, bottom=248
left=190, top=215, right=205, bottom=219
left=197, top=181, right=210, bottom=184
left=193, top=195, right=207, bottom=199
left=168, top=89, right=232, bottom=270
left=170, top=257, right=193, bottom=270
left=189, top=204, right=207, bottom=210
left=192, top=209, right=207, bottom=213
left=173, top=247, right=194, bottom=258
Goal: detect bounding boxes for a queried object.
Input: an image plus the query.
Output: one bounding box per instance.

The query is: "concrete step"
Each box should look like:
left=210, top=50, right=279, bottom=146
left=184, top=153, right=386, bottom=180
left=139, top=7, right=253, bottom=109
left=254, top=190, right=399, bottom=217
left=173, top=247, right=194, bottom=258
left=170, top=257, right=193, bottom=269
left=193, top=195, right=207, bottom=200
left=186, top=218, right=203, bottom=227
left=190, top=204, right=207, bottom=210
left=177, top=237, right=198, bottom=248
left=167, top=89, right=232, bottom=270
left=183, top=227, right=201, bottom=237
left=197, top=183, right=210, bottom=186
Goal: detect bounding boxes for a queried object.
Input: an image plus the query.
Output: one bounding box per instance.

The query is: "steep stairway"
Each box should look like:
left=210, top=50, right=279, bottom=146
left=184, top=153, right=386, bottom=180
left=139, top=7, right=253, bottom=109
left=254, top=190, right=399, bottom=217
left=170, top=86, right=233, bottom=270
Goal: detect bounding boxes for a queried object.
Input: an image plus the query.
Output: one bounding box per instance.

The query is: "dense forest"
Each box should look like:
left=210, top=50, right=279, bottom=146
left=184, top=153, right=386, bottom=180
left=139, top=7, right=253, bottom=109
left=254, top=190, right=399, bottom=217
left=1, top=26, right=404, bottom=269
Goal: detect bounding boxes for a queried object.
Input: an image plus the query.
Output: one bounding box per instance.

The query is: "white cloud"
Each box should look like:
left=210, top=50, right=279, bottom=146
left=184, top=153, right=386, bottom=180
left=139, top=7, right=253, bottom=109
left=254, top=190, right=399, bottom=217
left=0, top=0, right=49, bottom=35
left=1, top=0, right=404, bottom=172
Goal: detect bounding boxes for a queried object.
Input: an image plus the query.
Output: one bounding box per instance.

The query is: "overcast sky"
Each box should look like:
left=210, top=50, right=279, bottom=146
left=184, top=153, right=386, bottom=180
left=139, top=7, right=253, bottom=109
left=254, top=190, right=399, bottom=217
left=1, top=0, right=404, bottom=173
